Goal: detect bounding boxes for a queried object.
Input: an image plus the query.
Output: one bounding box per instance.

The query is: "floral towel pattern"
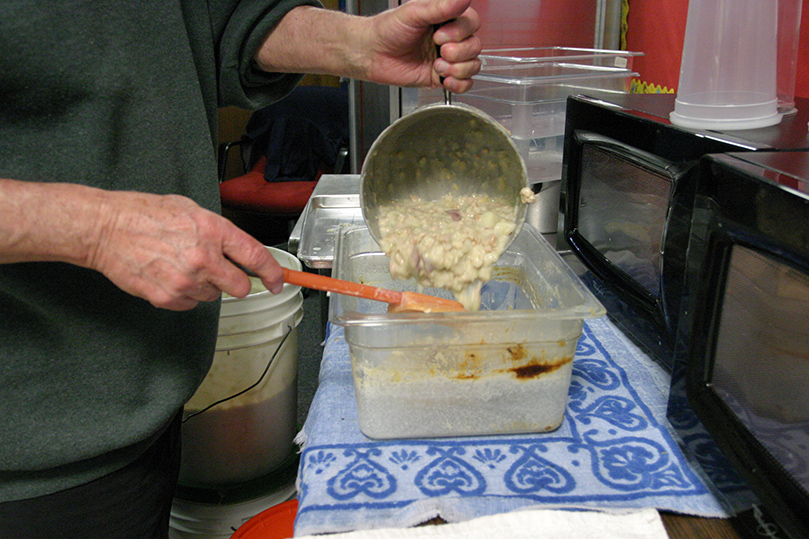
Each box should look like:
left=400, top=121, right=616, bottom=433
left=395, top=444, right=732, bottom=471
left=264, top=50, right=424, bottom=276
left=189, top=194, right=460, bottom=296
left=294, top=318, right=727, bottom=536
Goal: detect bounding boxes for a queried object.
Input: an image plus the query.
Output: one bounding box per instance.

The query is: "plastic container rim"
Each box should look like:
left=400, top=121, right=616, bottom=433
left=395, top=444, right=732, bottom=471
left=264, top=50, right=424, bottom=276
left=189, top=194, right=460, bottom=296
left=221, top=246, right=302, bottom=315
left=473, top=66, right=639, bottom=86
left=479, top=46, right=644, bottom=63
left=329, top=224, right=606, bottom=327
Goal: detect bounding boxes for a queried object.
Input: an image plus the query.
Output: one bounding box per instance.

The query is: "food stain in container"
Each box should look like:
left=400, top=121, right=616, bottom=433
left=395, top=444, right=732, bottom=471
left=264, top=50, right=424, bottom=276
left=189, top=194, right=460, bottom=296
left=510, top=356, right=572, bottom=379
left=447, top=343, right=571, bottom=381
left=506, top=344, right=526, bottom=360
left=506, top=343, right=571, bottom=379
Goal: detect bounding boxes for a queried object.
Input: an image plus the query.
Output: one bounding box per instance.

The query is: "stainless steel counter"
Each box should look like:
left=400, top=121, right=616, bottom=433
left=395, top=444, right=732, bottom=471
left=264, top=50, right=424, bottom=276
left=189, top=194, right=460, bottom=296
left=289, top=174, right=361, bottom=268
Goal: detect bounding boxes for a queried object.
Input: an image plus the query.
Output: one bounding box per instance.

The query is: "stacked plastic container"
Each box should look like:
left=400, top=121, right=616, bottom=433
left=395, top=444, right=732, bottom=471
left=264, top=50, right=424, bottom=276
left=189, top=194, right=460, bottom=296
left=421, top=47, right=641, bottom=235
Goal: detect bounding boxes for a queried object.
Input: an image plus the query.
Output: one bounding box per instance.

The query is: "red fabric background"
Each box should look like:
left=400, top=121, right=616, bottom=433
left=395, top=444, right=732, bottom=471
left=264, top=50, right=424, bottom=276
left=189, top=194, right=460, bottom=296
left=797, top=2, right=809, bottom=98
left=473, top=0, right=599, bottom=48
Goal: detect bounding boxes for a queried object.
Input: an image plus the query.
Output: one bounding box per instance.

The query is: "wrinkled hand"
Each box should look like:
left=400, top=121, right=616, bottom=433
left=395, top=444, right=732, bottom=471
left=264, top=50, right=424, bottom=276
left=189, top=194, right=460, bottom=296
left=87, top=191, right=283, bottom=311
left=365, top=0, right=482, bottom=93
left=253, top=0, right=481, bottom=92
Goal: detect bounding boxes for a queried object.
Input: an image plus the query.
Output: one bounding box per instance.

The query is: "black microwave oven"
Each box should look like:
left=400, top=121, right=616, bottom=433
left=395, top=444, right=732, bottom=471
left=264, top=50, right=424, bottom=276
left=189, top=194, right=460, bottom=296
left=682, top=150, right=809, bottom=539
left=561, top=93, right=809, bottom=370
left=561, top=94, right=809, bottom=535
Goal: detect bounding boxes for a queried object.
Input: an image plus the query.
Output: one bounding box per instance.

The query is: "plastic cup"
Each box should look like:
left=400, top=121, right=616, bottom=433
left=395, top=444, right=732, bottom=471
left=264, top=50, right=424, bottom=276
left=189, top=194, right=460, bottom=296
left=777, top=0, right=803, bottom=115
left=670, top=0, right=780, bottom=130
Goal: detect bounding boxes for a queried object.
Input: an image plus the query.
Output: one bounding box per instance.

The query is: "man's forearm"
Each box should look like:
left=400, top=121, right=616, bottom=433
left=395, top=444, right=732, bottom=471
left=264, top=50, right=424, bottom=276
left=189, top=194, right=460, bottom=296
left=0, top=178, right=287, bottom=309
left=0, top=178, right=104, bottom=267
left=253, top=6, right=367, bottom=79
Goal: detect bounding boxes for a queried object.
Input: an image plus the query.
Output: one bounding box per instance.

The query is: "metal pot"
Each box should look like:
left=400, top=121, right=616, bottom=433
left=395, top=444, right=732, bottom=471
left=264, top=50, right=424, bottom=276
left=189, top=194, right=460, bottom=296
left=360, top=101, right=529, bottom=249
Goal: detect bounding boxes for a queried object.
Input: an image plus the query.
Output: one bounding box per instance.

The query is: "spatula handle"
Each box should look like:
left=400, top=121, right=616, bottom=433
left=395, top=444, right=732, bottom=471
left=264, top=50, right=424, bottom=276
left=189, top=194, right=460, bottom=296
left=281, top=268, right=403, bottom=305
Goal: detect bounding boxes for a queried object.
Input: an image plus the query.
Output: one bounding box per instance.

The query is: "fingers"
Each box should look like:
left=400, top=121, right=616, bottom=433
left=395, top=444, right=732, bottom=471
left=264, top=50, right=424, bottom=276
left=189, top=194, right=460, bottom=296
left=434, top=34, right=482, bottom=92
left=125, top=254, right=233, bottom=312
left=221, top=241, right=285, bottom=296
left=431, top=3, right=481, bottom=93
left=154, top=278, right=224, bottom=311
left=146, top=241, right=284, bottom=312
left=418, top=0, right=476, bottom=29
left=432, top=5, right=480, bottom=45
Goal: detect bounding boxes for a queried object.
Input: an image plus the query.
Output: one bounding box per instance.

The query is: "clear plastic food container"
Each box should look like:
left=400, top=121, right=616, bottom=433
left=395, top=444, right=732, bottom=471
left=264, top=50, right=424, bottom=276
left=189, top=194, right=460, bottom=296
left=415, top=48, right=640, bottom=234
left=462, top=57, right=638, bottom=144
left=329, top=224, right=605, bottom=439
left=419, top=47, right=641, bottom=144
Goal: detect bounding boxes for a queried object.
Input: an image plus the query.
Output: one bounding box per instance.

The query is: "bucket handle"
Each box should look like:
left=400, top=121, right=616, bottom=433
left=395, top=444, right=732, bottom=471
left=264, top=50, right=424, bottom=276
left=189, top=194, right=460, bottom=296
left=182, top=323, right=294, bottom=423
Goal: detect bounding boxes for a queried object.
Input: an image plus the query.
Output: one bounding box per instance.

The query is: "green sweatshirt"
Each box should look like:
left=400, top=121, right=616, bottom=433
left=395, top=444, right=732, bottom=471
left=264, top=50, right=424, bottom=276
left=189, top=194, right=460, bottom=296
left=0, top=0, right=317, bottom=501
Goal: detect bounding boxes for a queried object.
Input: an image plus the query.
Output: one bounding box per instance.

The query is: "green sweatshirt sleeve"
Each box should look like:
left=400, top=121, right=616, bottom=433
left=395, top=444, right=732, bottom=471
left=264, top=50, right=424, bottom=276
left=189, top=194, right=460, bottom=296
left=182, top=0, right=323, bottom=139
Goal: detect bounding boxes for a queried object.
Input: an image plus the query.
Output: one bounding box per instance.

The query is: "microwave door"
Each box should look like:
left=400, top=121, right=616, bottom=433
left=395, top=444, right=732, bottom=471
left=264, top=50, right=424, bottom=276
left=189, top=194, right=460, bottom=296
left=566, top=131, right=690, bottom=341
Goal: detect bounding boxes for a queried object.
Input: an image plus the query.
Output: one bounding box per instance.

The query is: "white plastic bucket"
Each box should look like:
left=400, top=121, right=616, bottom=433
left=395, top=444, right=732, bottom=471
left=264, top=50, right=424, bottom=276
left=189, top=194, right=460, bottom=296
left=169, top=478, right=296, bottom=539
left=178, top=247, right=303, bottom=488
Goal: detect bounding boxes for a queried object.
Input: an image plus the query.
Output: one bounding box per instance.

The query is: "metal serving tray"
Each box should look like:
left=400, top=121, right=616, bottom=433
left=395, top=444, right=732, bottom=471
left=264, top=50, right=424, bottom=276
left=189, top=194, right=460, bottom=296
left=297, top=193, right=363, bottom=269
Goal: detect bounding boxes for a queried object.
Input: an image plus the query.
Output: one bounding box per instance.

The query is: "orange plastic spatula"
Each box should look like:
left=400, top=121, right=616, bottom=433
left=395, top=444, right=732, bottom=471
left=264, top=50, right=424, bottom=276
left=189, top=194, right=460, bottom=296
left=281, top=268, right=465, bottom=313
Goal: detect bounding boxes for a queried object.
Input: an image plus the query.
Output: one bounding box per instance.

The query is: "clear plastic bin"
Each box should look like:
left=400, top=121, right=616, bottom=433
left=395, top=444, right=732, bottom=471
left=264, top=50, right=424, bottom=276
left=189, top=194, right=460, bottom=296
left=420, top=48, right=640, bottom=171
left=423, top=49, right=639, bottom=233
left=462, top=61, right=637, bottom=144
left=329, top=224, right=605, bottom=439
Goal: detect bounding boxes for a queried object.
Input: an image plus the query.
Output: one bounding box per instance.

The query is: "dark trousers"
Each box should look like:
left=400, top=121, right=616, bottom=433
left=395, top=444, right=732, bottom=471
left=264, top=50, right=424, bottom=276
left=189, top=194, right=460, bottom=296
left=0, top=411, right=182, bottom=539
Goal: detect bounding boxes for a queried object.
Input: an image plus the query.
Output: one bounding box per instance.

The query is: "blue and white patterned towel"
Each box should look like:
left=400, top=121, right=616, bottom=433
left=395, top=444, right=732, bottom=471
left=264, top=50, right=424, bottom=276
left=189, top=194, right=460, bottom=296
left=293, top=317, right=727, bottom=537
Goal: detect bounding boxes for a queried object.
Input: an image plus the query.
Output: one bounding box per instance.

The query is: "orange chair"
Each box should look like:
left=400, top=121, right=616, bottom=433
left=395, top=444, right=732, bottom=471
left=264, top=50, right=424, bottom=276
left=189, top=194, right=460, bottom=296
left=219, top=85, right=348, bottom=246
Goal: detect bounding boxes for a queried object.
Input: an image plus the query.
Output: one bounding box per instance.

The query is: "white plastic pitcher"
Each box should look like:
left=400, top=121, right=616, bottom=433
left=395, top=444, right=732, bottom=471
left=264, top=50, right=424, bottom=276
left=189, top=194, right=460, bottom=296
left=776, top=0, right=804, bottom=115
left=671, top=0, right=780, bottom=130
